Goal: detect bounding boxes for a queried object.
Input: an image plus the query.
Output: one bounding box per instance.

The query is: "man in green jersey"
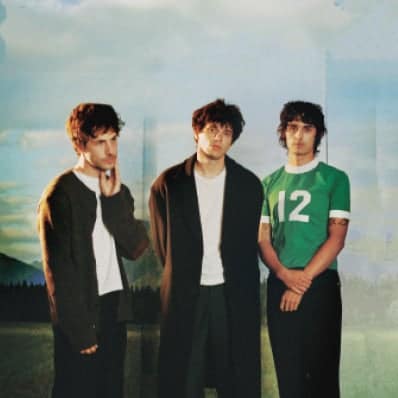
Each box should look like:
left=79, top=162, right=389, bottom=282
left=258, top=101, right=350, bottom=398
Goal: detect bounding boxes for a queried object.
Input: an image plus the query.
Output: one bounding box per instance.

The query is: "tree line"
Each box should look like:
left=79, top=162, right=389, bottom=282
left=0, top=275, right=397, bottom=327
left=0, top=283, right=160, bottom=324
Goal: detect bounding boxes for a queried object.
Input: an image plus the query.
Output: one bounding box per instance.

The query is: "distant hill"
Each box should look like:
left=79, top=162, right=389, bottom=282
left=0, top=253, right=44, bottom=285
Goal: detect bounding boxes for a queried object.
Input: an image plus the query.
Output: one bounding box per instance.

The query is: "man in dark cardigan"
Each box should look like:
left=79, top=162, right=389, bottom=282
left=38, top=103, right=148, bottom=398
left=149, top=99, right=263, bottom=398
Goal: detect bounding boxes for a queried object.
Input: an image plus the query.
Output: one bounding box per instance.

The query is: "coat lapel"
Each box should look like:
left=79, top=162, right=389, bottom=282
left=181, top=154, right=203, bottom=244
left=221, top=157, right=238, bottom=250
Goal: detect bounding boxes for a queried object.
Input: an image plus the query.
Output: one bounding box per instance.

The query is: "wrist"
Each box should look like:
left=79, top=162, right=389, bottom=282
left=303, top=268, right=315, bottom=280
left=276, top=266, right=288, bottom=281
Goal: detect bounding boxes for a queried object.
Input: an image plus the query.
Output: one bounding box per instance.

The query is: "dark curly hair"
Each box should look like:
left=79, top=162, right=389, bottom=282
left=192, top=98, right=245, bottom=143
left=66, top=103, right=124, bottom=153
left=278, top=101, right=327, bottom=154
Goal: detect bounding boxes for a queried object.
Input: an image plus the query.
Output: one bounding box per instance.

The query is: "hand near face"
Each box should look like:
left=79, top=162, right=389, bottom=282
left=100, top=162, right=121, bottom=197
left=280, top=289, right=303, bottom=312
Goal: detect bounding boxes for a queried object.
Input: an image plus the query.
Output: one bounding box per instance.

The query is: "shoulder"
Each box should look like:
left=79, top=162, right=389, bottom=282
left=151, top=158, right=189, bottom=193
left=40, top=170, right=76, bottom=202
left=262, top=165, right=285, bottom=187
left=226, top=157, right=261, bottom=186
left=318, top=162, right=349, bottom=183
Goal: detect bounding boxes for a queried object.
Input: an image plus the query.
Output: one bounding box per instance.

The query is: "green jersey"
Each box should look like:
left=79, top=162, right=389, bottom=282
left=261, top=158, right=350, bottom=270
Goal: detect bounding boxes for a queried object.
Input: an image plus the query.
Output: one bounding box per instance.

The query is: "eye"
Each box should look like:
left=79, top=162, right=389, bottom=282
left=303, top=125, right=315, bottom=133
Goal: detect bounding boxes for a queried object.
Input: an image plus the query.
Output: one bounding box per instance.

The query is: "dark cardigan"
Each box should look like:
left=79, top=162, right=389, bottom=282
left=38, top=170, right=148, bottom=351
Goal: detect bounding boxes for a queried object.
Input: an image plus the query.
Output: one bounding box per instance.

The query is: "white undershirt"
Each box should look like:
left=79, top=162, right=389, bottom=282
left=194, top=168, right=226, bottom=286
left=73, top=171, right=123, bottom=296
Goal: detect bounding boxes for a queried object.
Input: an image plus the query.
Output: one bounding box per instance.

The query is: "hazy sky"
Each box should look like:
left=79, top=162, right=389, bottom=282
left=0, top=0, right=397, bottom=270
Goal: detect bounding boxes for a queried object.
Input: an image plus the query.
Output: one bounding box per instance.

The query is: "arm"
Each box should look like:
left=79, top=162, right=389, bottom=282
left=148, top=184, right=167, bottom=266
left=100, top=163, right=148, bottom=259
left=38, top=188, right=97, bottom=352
left=303, top=218, right=349, bottom=280
left=258, top=222, right=312, bottom=294
left=101, top=185, right=149, bottom=260
left=279, top=217, right=349, bottom=312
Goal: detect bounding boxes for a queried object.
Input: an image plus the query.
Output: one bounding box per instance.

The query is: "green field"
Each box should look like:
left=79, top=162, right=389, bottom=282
left=0, top=322, right=397, bottom=397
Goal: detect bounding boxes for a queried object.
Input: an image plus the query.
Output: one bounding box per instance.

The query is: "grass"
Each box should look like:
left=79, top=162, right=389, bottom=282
left=0, top=322, right=397, bottom=397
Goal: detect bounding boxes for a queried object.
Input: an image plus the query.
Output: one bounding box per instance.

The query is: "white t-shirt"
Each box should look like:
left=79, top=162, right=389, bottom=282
left=73, top=171, right=123, bottom=295
left=194, top=168, right=226, bottom=286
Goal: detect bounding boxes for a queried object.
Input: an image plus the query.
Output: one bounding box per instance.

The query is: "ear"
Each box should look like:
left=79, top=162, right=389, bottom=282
left=74, top=139, right=85, bottom=155
left=193, top=130, right=198, bottom=143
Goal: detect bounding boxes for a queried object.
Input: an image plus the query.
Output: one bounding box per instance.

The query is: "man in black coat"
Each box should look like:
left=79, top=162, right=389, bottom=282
left=149, top=99, right=263, bottom=398
left=38, top=103, right=148, bottom=398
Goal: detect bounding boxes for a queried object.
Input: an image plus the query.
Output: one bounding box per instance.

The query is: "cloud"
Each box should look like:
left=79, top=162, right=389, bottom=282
left=19, top=129, right=66, bottom=149
left=0, top=182, right=39, bottom=259
left=329, top=1, right=398, bottom=60
left=0, top=213, right=30, bottom=223
left=0, top=181, right=19, bottom=191
left=0, top=226, right=37, bottom=242
left=0, top=131, right=7, bottom=144
left=0, top=241, right=40, bottom=262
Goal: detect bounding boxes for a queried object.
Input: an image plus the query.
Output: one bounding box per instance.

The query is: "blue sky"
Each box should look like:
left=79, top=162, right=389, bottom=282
left=0, top=0, right=397, bottom=272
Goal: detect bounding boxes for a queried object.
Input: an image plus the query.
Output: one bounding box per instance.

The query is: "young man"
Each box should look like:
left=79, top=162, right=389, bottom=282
left=258, top=101, right=350, bottom=398
left=149, top=99, right=263, bottom=398
left=38, top=103, right=148, bottom=398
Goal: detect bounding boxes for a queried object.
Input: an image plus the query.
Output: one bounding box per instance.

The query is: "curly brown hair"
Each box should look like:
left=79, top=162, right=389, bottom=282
left=66, top=103, right=124, bottom=153
left=192, top=98, right=245, bottom=143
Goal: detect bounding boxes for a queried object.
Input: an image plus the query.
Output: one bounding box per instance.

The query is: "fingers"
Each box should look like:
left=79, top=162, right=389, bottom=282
left=99, top=164, right=121, bottom=197
left=280, top=290, right=302, bottom=312
left=286, top=270, right=312, bottom=294
left=99, top=171, right=108, bottom=194
left=114, top=161, right=121, bottom=185
left=80, top=344, right=98, bottom=355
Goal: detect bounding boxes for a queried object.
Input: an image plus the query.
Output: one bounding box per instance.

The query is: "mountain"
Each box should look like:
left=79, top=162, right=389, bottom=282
left=0, top=253, right=44, bottom=285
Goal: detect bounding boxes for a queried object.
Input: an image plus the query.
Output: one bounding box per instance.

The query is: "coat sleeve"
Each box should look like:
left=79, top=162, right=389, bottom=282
left=148, top=183, right=168, bottom=266
left=38, top=188, right=97, bottom=352
left=100, top=185, right=149, bottom=260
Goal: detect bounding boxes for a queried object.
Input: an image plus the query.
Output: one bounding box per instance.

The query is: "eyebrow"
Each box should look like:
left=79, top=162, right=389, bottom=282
left=287, top=121, right=314, bottom=126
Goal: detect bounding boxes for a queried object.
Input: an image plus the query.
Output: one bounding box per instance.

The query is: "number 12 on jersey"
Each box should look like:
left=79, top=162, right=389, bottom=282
left=278, top=190, right=311, bottom=223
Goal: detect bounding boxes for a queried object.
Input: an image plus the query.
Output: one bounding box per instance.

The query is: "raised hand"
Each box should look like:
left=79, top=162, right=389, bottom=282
left=100, top=162, right=121, bottom=197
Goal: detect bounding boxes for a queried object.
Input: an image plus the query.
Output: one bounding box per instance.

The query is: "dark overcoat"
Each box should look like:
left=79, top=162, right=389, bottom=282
left=149, top=154, right=264, bottom=398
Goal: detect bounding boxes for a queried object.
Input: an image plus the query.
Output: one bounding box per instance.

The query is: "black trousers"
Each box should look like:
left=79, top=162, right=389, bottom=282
left=52, top=291, right=127, bottom=398
left=185, top=284, right=233, bottom=398
left=267, top=270, right=342, bottom=398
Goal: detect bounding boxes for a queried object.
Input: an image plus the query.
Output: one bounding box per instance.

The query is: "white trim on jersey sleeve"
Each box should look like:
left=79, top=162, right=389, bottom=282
left=329, top=210, right=350, bottom=219
left=261, top=215, right=270, bottom=223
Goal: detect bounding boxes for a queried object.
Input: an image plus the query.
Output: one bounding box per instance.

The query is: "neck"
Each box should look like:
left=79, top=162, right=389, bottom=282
left=74, top=155, right=100, bottom=177
left=195, top=153, right=226, bottom=178
left=287, top=152, right=315, bottom=167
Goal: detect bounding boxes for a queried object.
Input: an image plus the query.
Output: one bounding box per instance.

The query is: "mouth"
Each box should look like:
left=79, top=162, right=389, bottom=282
left=104, top=157, right=116, bottom=163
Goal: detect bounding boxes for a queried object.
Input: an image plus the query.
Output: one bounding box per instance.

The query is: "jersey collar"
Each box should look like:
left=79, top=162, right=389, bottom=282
left=285, top=158, right=319, bottom=174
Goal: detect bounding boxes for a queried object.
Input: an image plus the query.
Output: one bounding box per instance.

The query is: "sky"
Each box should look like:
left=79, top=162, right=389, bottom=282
left=0, top=0, right=397, bottom=275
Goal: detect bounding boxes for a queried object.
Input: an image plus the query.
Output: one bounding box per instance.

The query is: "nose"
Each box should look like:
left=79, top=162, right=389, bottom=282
left=213, top=131, right=223, bottom=139
left=105, top=141, right=116, bottom=155
left=294, top=128, right=304, bottom=139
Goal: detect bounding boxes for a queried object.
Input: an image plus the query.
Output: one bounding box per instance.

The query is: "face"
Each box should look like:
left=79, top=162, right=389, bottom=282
left=77, top=128, right=118, bottom=174
left=284, top=119, right=317, bottom=158
left=194, top=122, right=233, bottom=161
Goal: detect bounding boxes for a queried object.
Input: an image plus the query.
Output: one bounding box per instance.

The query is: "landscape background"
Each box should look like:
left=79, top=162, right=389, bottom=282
left=0, top=0, right=397, bottom=397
